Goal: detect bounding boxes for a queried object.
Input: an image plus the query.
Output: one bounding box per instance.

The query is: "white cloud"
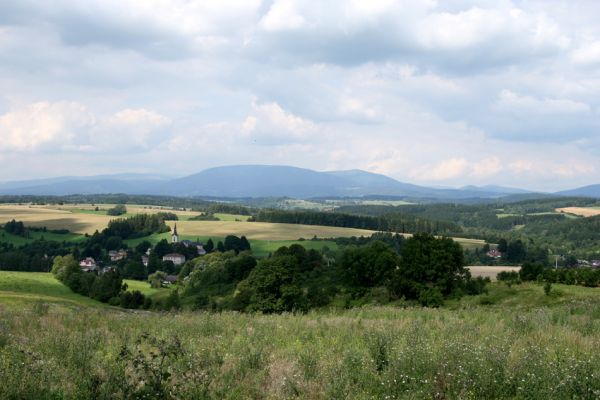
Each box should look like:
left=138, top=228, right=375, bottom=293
left=0, top=102, right=170, bottom=153
left=259, top=0, right=306, bottom=32
left=0, top=102, right=93, bottom=151
left=240, top=101, right=318, bottom=145
left=572, top=41, right=600, bottom=66
left=495, top=90, right=591, bottom=115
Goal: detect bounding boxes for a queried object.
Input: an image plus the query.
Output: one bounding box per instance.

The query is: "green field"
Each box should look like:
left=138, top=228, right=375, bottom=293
left=214, top=213, right=251, bottom=221
left=0, top=230, right=85, bottom=246
left=124, top=233, right=338, bottom=257
left=0, top=271, right=169, bottom=309
left=2, top=271, right=600, bottom=398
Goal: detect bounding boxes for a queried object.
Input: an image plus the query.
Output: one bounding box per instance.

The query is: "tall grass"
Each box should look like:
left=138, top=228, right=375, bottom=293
left=2, top=296, right=600, bottom=399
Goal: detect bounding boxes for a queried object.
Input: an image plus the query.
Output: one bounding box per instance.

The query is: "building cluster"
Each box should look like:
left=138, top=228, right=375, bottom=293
left=77, top=223, right=208, bottom=273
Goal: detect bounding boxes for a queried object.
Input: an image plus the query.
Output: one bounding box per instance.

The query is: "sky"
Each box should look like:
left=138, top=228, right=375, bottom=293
left=0, top=0, right=599, bottom=191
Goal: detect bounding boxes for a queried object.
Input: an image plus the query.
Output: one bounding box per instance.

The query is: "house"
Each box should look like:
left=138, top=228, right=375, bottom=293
left=171, top=224, right=179, bottom=244
left=79, top=257, right=97, bottom=272
left=108, top=249, right=127, bottom=262
left=486, top=249, right=502, bottom=259
left=181, top=240, right=207, bottom=256
left=100, top=266, right=116, bottom=275
left=163, top=253, right=186, bottom=266
left=162, top=275, right=178, bottom=285
left=141, top=255, right=149, bottom=267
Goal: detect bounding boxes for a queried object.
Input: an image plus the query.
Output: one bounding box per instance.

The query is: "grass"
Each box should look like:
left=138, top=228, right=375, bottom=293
left=0, top=271, right=103, bottom=308
left=0, top=271, right=169, bottom=309
left=249, top=239, right=339, bottom=257
left=214, top=213, right=250, bottom=221
left=2, top=276, right=600, bottom=398
left=0, top=230, right=85, bottom=246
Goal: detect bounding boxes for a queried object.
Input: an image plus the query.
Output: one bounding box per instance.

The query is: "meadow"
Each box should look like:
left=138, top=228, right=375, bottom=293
left=0, top=271, right=168, bottom=308
left=1, top=270, right=600, bottom=399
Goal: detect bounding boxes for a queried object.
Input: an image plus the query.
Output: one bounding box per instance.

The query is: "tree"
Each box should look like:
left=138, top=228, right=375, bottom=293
left=498, top=238, right=508, bottom=253
left=153, top=239, right=172, bottom=258
left=243, top=257, right=304, bottom=313
left=89, top=270, right=123, bottom=303
left=338, top=241, right=399, bottom=288
left=51, top=254, right=80, bottom=282
left=148, top=271, right=167, bottom=288
left=204, top=238, right=214, bottom=253
left=105, top=236, right=123, bottom=251
left=217, top=241, right=225, bottom=252
left=506, top=240, right=526, bottom=263
left=519, top=262, right=545, bottom=281
left=123, top=260, right=147, bottom=280
left=106, top=204, right=127, bottom=216
left=135, top=240, right=153, bottom=255
left=388, top=234, right=467, bottom=300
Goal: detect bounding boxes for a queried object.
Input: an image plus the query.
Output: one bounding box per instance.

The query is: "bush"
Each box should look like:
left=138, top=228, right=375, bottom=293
left=418, top=287, right=444, bottom=307
left=106, top=204, right=127, bottom=216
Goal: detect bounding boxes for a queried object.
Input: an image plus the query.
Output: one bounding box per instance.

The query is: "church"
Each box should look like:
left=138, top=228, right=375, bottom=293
left=172, top=223, right=179, bottom=243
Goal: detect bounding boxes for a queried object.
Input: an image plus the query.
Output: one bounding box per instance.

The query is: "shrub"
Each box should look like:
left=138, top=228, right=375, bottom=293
left=418, top=287, right=444, bottom=307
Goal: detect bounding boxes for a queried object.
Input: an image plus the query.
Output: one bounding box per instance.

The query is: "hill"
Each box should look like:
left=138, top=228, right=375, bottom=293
left=2, top=276, right=600, bottom=398
left=556, top=184, right=600, bottom=198
left=0, top=271, right=168, bottom=308
left=0, top=165, right=535, bottom=200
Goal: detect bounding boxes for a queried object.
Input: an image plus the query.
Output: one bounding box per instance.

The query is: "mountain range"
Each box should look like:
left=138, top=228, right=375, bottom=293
left=0, top=165, right=598, bottom=200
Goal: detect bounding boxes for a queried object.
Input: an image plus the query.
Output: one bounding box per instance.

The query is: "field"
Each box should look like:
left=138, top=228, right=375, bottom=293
left=0, top=271, right=168, bottom=309
left=557, top=206, right=600, bottom=218
left=2, top=271, right=600, bottom=398
left=0, top=204, right=486, bottom=251
left=467, top=265, right=521, bottom=281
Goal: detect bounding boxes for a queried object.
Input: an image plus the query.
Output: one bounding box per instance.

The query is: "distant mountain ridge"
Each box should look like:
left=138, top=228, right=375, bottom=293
left=0, top=165, right=596, bottom=200
left=556, top=184, right=600, bottom=198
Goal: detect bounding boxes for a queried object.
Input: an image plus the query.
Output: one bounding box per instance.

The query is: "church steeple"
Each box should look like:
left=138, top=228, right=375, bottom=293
left=172, top=223, right=179, bottom=243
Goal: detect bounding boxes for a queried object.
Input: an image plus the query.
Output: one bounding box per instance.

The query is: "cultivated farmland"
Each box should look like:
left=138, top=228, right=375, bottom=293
left=0, top=204, right=486, bottom=248
left=557, top=206, right=600, bottom=217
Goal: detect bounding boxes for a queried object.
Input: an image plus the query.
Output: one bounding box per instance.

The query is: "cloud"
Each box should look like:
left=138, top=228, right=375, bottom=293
left=0, top=102, right=170, bottom=152
left=0, top=102, right=93, bottom=151
left=572, top=41, right=600, bottom=66
left=240, top=101, right=319, bottom=145
left=1, top=0, right=600, bottom=190
left=495, top=90, right=591, bottom=115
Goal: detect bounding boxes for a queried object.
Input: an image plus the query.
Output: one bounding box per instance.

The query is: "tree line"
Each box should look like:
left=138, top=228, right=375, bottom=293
left=253, top=210, right=462, bottom=235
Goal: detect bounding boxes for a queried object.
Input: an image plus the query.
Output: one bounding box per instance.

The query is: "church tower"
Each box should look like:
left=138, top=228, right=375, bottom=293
left=172, top=223, right=179, bottom=244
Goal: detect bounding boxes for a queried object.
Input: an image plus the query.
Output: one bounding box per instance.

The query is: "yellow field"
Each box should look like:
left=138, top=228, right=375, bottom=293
left=0, top=204, right=486, bottom=247
left=556, top=207, right=600, bottom=217
left=166, top=220, right=377, bottom=240
left=0, top=204, right=112, bottom=233
left=467, top=266, right=520, bottom=281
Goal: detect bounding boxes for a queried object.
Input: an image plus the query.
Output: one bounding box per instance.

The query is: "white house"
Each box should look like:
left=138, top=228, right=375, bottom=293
left=163, top=253, right=186, bottom=266
left=79, top=257, right=97, bottom=272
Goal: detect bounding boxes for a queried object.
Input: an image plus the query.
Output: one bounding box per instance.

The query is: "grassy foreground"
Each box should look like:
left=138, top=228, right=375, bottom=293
left=2, top=272, right=600, bottom=399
